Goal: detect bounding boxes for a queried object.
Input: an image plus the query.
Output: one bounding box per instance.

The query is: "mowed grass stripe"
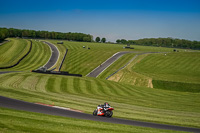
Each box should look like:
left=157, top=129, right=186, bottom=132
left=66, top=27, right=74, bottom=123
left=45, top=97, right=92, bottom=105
left=36, top=75, right=49, bottom=92
left=16, top=41, right=42, bottom=69
left=28, top=41, right=50, bottom=69
left=73, top=78, right=83, bottom=94
left=0, top=39, right=29, bottom=67
left=46, top=77, right=56, bottom=92
left=133, top=52, right=200, bottom=83
left=65, top=77, right=76, bottom=94
left=1, top=74, right=25, bottom=89
left=1, top=73, right=200, bottom=127
left=55, top=77, right=62, bottom=93
left=60, top=77, right=68, bottom=93
left=84, top=79, right=94, bottom=94
left=93, top=79, right=108, bottom=95
left=103, top=81, right=121, bottom=96
left=105, top=81, right=129, bottom=96
left=15, top=41, right=44, bottom=70
left=0, top=73, right=17, bottom=84
left=46, top=76, right=64, bottom=93
left=112, top=83, right=134, bottom=96
left=78, top=79, right=89, bottom=94
left=3, top=72, right=197, bottom=110
left=6, top=40, right=51, bottom=71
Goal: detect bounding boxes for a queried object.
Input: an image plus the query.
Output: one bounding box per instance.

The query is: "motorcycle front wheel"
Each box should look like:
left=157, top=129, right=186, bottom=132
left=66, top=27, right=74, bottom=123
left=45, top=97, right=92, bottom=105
left=105, top=111, right=113, bottom=117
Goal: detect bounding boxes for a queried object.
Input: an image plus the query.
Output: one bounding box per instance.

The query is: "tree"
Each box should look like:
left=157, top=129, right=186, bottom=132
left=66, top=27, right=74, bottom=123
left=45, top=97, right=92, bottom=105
left=121, top=39, right=127, bottom=44
left=116, top=39, right=121, bottom=43
left=95, top=37, right=100, bottom=42
left=0, top=28, right=9, bottom=41
left=83, top=37, right=91, bottom=42
left=101, top=37, right=106, bottom=43
left=32, top=32, right=36, bottom=38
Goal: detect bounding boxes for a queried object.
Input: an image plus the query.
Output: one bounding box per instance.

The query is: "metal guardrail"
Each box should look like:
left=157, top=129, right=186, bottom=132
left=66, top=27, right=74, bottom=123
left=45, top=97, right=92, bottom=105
left=59, top=48, right=68, bottom=71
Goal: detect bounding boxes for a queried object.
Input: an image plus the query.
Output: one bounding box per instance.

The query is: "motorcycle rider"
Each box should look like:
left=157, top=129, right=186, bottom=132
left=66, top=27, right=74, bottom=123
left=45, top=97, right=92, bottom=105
left=97, top=102, right=110, bottom=115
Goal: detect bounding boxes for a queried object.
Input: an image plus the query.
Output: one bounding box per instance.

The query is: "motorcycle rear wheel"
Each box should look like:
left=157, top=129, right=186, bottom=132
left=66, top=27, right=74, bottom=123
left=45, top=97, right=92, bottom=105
left=93, top=109, right=97, bottom=116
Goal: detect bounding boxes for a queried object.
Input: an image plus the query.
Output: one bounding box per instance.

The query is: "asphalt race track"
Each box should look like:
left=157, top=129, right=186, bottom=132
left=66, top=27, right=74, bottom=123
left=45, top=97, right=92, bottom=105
left=87, top=51, right=139, bottom=77
left=0, top=71, right=20, bottom=74
left=42, top=41, right=59, bottom=69
left=0, top=96, right=200, bottom=132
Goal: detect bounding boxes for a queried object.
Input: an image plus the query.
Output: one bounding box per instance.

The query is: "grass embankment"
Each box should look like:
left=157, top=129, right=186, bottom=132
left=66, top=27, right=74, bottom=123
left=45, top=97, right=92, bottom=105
left=133, top=52, right=200, bottom=83
left=108, top=52, right=200, bottom=91
left=0, top=72, right=199, bottom=128
left=0, top=108, right=183, bottom=133
left=0, top=38, right=30, bottom=68
left=106, top=54, right=153, bottom=87
left=0, top=39, right=51, bottom=71
left=133, top=52, right=200, bottom=92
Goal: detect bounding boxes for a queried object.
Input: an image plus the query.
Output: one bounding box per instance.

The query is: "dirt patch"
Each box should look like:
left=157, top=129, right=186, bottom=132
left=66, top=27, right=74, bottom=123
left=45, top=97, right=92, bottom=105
left=148, top=79, right=153, bottom=88
left=108, top=73, right=122, bottom=82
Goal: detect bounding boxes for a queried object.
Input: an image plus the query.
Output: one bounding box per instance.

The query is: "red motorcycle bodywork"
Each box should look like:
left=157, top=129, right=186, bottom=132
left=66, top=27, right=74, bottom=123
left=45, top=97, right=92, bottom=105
left=97, top=107, right=114, bottom=116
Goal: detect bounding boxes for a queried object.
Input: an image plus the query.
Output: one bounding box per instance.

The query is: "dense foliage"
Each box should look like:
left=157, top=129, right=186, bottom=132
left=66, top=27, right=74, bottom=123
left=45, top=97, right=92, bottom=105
left=95, top=37, right=100, bottom=42
left=116, top=38, right=200, bottom=49
left=0, top=27, right=93, bottom=42
left=101, top=37, right=106, bottom=43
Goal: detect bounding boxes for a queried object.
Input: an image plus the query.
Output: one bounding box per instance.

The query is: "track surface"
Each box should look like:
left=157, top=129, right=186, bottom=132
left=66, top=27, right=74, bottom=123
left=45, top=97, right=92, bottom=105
left=42, top=41, right=59, bottom=69
left=0, top=96, right=200, bottom=132
left=87, top=51, right=139, bottom=77
left=0, top=71, right=20, bottom=74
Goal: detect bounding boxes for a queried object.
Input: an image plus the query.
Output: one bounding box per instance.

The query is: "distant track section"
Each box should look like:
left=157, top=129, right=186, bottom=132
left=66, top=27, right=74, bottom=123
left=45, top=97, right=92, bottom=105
left=105, top=52, right=165, bottom=79
left=42, top=41, right=59, bottom=69
left=0, top=96, right=200, bottom=132
left=87, top=51, right=139, bottom=77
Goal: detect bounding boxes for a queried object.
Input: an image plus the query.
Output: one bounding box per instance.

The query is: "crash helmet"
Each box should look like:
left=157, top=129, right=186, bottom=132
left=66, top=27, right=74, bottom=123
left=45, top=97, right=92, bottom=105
left=104, top=102, right=109, bottom=107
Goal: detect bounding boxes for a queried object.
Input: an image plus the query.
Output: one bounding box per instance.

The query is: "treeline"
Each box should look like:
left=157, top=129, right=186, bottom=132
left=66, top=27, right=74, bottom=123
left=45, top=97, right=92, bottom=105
left=116, top=38, right=200, bottom=49
left=0, top=27, right=93, bottom=42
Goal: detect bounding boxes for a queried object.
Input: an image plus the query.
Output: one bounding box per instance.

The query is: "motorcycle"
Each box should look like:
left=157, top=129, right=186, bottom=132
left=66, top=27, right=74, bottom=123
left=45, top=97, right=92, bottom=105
left=93, top=104, right=114, bottom=117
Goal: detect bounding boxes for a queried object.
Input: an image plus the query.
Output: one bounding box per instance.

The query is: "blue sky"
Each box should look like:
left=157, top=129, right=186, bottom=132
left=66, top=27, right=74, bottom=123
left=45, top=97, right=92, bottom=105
left=0, top=0, right=200, bottom=42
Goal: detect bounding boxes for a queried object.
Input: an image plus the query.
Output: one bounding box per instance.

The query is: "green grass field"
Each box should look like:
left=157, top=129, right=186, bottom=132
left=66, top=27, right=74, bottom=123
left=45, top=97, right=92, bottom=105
left=0, top=72, right=199, bottom=128
left=0, top=38, right=30, bottom=67
left=133, top=52, right=200, bottom=83
left=0, top=39, right=51, bottom=71
left=1, top=39, right=200, bottom=132
left=105, top=54, right=153, bottom=87
left=0, top=108, right=184, bottom=133
left=108, top=52, right=200, bottom=91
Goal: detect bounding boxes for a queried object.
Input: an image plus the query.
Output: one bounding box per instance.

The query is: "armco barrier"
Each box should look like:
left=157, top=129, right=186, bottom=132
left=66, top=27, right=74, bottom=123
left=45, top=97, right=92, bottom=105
left=58, top=48, right=68, bottom=71
left=32, top=70, right=82, bottom=77
left=0, top=40, right=32, bottom=69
